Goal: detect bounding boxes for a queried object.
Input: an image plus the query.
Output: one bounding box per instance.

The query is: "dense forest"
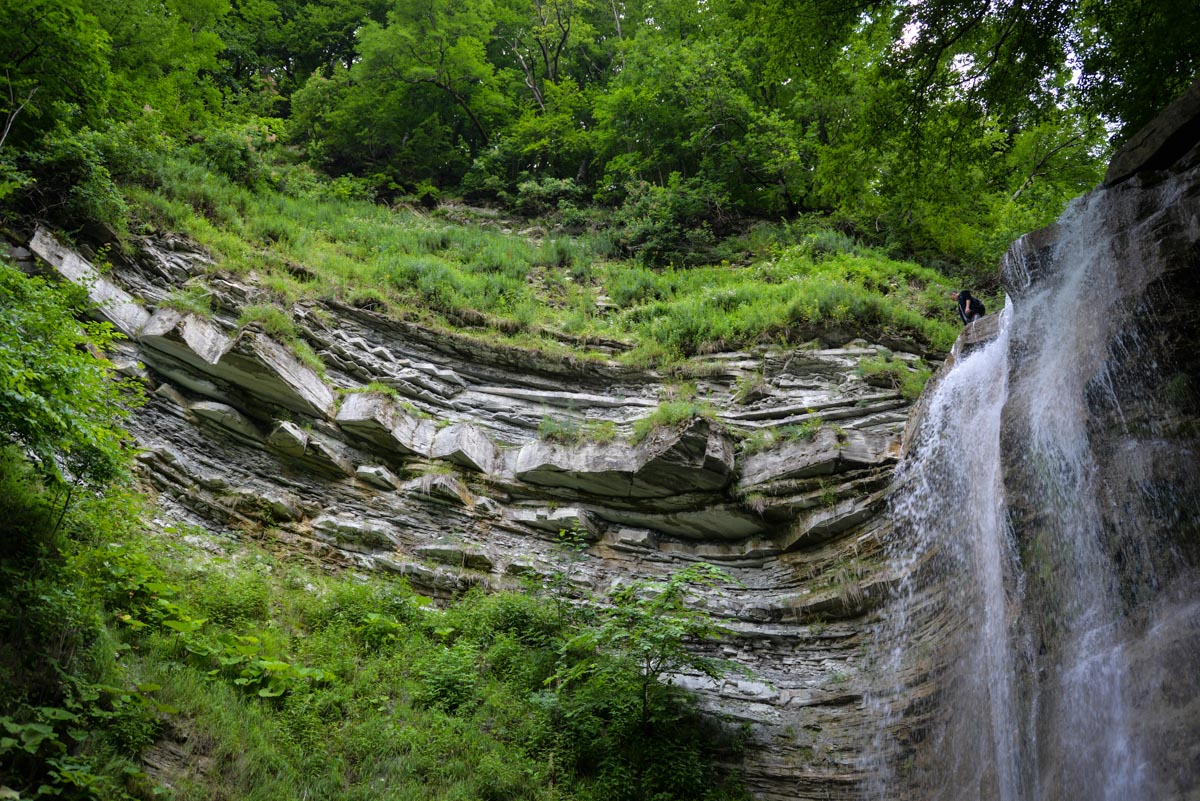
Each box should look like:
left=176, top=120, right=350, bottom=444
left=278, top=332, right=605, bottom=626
left=4, top=0, right=1196, bottom=271
left=1, top=0, right=1197, bottom=799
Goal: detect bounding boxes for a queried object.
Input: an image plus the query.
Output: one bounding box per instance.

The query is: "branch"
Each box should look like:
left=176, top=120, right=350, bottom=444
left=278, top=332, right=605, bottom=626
left=1009, top=132, right=1084, bottom=202
left=0, top=74, right=38, bottom=151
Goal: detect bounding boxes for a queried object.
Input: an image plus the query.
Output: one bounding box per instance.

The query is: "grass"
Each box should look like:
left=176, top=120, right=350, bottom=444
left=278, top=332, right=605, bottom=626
left=741, top=416, right=824, bottom=455
left=160, top=283, right=214, bottom=317
left=629, top=400, right=720, bottom=445
left=120, top=148, right=964, bottom=376
left=855, top=353, right=935, bottom=401
left=538, top=416, right=619, bottom=445
left=236, top=303, right=325, bottom=375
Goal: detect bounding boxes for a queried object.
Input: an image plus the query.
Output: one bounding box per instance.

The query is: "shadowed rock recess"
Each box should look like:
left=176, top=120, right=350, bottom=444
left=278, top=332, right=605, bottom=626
left=17, top=224, right=923, bottom=800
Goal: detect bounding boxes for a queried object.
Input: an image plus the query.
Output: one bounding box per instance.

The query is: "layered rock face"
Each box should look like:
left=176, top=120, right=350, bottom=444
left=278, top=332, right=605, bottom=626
left=14, top=223, right=930, bottom=800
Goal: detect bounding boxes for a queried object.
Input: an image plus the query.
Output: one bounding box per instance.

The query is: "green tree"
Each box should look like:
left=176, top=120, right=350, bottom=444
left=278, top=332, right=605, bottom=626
left=558, top=563, right=733, bottom=726
left=0, top=0, right=111, bottom=149
left=0, top=260, right=138, bottom=492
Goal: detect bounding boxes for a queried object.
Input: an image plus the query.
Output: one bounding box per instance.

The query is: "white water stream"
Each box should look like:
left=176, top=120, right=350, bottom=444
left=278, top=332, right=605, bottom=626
left=867, top=181, right=1200, bottom=800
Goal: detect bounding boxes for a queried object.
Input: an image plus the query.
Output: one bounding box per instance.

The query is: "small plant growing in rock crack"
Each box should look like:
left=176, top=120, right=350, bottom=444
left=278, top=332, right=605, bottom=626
left=732, top=371, right=769, bottom=404
left=629, top=400, right=720, bottom=445
left=538, top=414, right=582, bottom=444
left=740, top=414, right=822, bottom=455
left=162, top=282, right=215, bottom=317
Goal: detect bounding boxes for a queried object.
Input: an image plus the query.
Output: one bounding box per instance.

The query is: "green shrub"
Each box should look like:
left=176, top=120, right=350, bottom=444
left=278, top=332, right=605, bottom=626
left=194, top=128, right=265, bottom=188
left=630, top=401, right=719, bottom=445
left=538, top=414, right=582, bottom=444
left=856, top=354, right=934, bottom=400
left=612, top=174, right=726, bottom=267
left=24, top=127, right=130, bottom=235
left=515, top=176, right=584, bottom=216
left=412, top=641, right=480, bottom=713
left=0, top=261, right=138, bottom=488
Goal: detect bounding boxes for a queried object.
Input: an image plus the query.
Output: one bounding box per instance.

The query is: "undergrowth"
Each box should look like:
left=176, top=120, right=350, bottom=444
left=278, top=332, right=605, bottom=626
left=0, top=445, right=749, bottom=801
left=119, top=148, right=963, bottom=372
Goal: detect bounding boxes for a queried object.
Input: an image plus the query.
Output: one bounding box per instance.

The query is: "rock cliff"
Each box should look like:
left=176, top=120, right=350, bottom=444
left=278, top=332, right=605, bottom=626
left=10, top=222, right=925, bottom=800
left=866, top=79, right=1200, bottom=801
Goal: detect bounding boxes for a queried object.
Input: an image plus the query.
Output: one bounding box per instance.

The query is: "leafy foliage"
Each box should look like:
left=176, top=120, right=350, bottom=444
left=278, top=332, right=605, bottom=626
left=0, top=261, right=138, bottom=488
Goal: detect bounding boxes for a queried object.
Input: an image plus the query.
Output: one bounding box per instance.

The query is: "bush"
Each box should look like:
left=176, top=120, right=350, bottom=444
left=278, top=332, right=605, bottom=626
left=612, top=174, right=728, bottom=267
left=194, top=128, right=265, bottom=188
left=515, top=176, right=584, bottom=216
left=22, top=127, right=130, bottom=235
left=0, top=261, right=138, bottom=488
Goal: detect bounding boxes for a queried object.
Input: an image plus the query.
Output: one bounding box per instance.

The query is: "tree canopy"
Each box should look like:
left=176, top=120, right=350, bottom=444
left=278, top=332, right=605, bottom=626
left=1, top=0, right=1197, bottom=268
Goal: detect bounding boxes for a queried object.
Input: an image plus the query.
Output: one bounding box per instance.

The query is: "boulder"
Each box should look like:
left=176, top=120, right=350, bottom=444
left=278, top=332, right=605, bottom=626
left=141, top=310, right=335, bottom=418
left=188, top=401, right=262, bottom=443
left=267, top=421, right=309, bottom=457
left=311, top=514, right=399, bottom=552
left=431, top=423, right=501, bottom=473
left=336, top=392, right=436, bottom=454
left=415, top=543, right=494, bottom=572
left=356, top=465, right=401, bottom=490
left=506, top=506, right=605, bottom=540
left=739, top=428, right=897, bottom=490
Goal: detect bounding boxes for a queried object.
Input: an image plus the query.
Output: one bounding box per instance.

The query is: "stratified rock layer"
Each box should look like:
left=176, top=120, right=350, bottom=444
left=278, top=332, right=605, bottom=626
left=25, top=224, right=929, bottom=800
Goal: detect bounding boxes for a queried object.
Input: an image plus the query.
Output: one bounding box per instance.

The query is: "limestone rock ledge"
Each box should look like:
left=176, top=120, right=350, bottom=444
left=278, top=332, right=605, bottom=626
left=23, top=227, right=931, bottom=801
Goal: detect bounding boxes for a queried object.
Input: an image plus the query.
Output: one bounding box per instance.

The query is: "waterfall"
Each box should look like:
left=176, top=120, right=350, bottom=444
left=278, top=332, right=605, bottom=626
left=867, top=175, right=1200, bottom=800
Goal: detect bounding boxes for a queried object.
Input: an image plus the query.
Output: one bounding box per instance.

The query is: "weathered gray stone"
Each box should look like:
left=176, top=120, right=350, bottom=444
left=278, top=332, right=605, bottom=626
left=188, top=401, right=262, bottom=443
left=267, top=421, right=309, bottom=457
left=415, top=543, right=494, bottom=571
left=514, top=420, right=735, bottom=498
left=404, top=472, right=474, bottom=506
left=31, top=226, right=151, bottom=338
left=431, top=423, right=501, bottom=473
left=356, top=465, right=401, bottom=490
left=141, top=310, right=334, bottom=418
left=36, top=227, right=949, bottom=801
left=336, top=392, right=436, bottom=454
left=506, top=506, right=605, bottom=539
left=154, top=383, right=189, bottom=409
left=311, top=514, right=399, bottom=551
left=1106, top=78, right=1200, bottom=185
left=739, top=428, right=897, bottom=489
left=141, top=309, right=231, bottom=366
left=612, top=527, right=657, bottom=548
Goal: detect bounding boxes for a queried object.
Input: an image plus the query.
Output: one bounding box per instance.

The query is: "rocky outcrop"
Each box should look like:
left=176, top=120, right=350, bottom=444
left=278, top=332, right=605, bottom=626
left=20, top=222, right=927, bottom=800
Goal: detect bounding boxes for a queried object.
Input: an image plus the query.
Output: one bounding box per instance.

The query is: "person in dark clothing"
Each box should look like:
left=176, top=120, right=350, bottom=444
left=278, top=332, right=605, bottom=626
left=950, top=290, right=985, bottom=324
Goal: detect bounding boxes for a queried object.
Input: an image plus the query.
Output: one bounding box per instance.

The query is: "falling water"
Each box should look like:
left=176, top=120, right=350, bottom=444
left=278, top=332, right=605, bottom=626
left=867, top=174, right=1200, bottom=801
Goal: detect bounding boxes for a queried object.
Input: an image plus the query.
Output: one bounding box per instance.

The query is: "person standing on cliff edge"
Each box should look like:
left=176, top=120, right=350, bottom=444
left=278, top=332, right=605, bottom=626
left=950, top=290, right=985, bottom=324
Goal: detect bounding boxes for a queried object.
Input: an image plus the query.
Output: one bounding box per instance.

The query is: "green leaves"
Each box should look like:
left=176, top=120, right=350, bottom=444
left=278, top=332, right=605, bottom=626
left=0, top=262, right=138, bottom=489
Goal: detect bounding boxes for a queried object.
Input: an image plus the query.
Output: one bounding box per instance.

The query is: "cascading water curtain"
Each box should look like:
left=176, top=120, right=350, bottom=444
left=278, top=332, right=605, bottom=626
left=866, top=173, right=1200, bottom=801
